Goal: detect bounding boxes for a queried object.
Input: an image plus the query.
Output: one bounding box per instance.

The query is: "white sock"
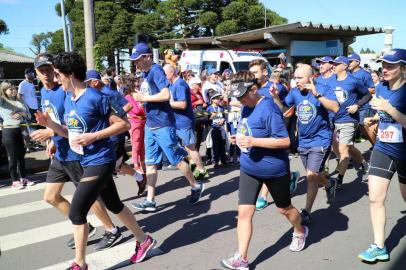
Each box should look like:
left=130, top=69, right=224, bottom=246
left=109, top=226, right=118, bottom=234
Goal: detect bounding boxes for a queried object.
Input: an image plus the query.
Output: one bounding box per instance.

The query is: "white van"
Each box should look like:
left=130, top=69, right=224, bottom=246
left=178, top=50, right=271, bottom=75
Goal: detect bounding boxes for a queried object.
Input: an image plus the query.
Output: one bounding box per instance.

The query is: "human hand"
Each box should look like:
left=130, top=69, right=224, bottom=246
left=30, top=129, right=54, bottom=142
left=370, top=97, right=393, bottom=114
left=34, top=111, right=53, bottom=127
left=71, top=133, right=97, bottom=146
left=347, top=104, right=359, bottom=114
left=46, top=141, right=56, bottom=159
left=236, top=135, right=255, bottom=148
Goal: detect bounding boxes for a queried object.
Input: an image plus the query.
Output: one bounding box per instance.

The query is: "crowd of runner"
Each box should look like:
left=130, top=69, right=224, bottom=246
left=1, top=43, right=405, bottom=270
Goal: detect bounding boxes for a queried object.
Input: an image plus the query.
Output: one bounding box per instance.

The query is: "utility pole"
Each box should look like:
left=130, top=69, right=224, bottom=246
left=83, top=0, right=95, bottom=69
left=60, top=0, right=69, bottom=52
left=67, top=16, right=74, bottom=52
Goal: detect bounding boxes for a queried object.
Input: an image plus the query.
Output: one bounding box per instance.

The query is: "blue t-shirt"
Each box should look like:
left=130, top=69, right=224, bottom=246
left=64, top=87, right=115, bottom=167
left=351, top=68, right=374, bottom=110
left=238, top=98, right=289, bottom=178
left=329, top=73, right=369, bottom=123
left=374, top=82, right=406, bottom=160
left=257, top=81, right=289, bottom=103
left=315, top=74, right=337, bottom=122
left=41, top=85, right=79, bottom=162
left=284, top=85, right=336, bottom=147
left=207, top=105, right=225, bottom=129
left=101, top=86, right=129, bottom=142
left=169, top=77, right=195, bottom=130
left=141, top=64, right=175, bottom=128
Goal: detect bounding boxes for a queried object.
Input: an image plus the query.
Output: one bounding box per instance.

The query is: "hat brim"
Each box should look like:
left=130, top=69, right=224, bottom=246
left=375, top=58, right=406, bottom=64
left=348, top=58, right=360, bottom=62
left=130, top=53, right=151, bottom=61
left=329, top=60, right=348, bottom=65
left=210, top=93, right=222, bottom=100
left=34, top=61, right=53, bottom=68
left=84, top=78, right=101, bottom=82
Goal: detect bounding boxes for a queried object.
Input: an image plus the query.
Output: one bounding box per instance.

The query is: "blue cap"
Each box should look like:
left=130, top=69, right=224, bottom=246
left=130, top=42, right=152, bottom=61
left=316, top=56, right=333, bottom=63
left=348, top=53, right=361, bottom=62
left=207, top=68, right=218, bottom=75
left=329, top=56, right=349, bottom=65
left=85, top=70, right=101, bottom=82
left=376, top=49, right=406, bottom=64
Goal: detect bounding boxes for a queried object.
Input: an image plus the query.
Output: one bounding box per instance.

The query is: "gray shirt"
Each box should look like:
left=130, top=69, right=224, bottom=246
left=0, top=97, right=30, bottom=128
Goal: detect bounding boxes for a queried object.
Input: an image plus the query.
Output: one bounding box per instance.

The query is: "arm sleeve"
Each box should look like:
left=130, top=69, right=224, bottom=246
left=357, top=92, right=372, bottom=107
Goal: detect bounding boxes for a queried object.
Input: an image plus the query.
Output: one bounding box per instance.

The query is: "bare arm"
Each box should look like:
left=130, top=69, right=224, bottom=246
left=134, top=88, right=170, bottom=103
left=318, top=96, right=339, bottom=113
left=170, top=100, right=187, bottom=110
left=236, top=136, right=290, bottom=149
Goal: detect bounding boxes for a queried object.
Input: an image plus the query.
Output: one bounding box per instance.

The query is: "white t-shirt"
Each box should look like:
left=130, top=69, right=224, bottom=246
left=18, top=80, right=38, bottom=110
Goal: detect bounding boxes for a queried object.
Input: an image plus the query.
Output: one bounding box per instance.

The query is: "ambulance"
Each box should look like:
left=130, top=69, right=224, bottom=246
left=178, top=50, right=271, bottom=75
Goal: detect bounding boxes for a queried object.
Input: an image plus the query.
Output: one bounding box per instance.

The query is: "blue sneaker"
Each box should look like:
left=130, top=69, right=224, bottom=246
left=189, top=182, right=205, bottom=205
left=358, top=244, right=389, bottom=262
left=255, top=196, right=268, bottom=211
left=290, top=171, right=300, bottom=194
left=132, top=199, right=157, bottom=212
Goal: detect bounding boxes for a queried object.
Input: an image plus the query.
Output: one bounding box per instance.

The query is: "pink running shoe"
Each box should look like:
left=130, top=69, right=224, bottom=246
left=11, top=181, right=25, bottom=190
left=66, top=262, right=88, bottom=270
left=130, top=235, right=157, bottom=263
left=21, top=178, right=35, bottom=187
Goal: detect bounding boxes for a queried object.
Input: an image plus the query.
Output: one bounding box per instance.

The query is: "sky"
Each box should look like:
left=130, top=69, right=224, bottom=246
left=0, top=0, right=405, bottom=57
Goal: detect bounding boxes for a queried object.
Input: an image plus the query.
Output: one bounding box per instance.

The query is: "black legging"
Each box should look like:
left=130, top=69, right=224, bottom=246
left=211, top=128, right=227, bottom=164
left=1, top=128, right=26, bottom=182
left=69, top=163, right=124, bottom=225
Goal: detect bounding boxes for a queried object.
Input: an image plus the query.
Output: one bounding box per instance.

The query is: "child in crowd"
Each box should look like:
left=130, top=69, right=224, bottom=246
left=207, top=93, right=227, bottom=167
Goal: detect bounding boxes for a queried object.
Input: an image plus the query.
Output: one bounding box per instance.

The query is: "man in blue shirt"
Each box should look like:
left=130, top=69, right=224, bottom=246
left=274, top=64, right=339, bottom=225
left=30, top=54, right=122, bottom=251
left=348, top=53, right=376, bottom=146
left=163, top=64, right=208, bottom=179
left=329, top=56, right=372, bottom=189
left=130, top=42, right=204, bottom=211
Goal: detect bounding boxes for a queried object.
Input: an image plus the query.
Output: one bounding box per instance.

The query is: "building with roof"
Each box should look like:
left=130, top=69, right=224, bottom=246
left=159, top=21, right=385, bottom=66
left=0, top=51, right=34, bottom=80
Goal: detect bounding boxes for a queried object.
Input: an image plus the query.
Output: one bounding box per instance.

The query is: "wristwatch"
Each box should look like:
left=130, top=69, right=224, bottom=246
left=315, top=93, right=322, bottom=99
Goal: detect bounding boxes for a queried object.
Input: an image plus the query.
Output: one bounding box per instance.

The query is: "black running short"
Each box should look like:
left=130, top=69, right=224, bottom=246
left=238, top=170, right=291, bottom=208
left=46, top=159, right=83, bottom=186
left=369, top=149, right=406, bottom=184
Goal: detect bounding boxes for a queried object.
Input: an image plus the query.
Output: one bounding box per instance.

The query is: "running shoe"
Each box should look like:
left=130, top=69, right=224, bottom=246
left=21, top=178, right=35, bottom=186
left=130, top=235, right=157, bottom=263
left=67, top=223, right=97, bottom=249
left=290, top=171, right=300, bottom=194
left=66, top=262, right=88, bottom=270
left=162, top=164, right=177, bottom=171
left=255, top=196, right=268, bottom=211
left=132, top=199, right=157, bottom=212
left=189, top=182, right=205, bottom=205
left=221, top=253, right=249, bottom=270
left=193, top=169, right=209, bottom=180
left=325, top=178, right=337, bottom=204
left=11, top=180, right=25, bottom=190
left=358, top=244, right=389, bottom=262
left=95, top=227, right=123, bottom=251
left=361, top=162, right=370, bottom=183
left=300, top=209, right=311, bottom=226
left=289, top=225, right=309, bottom=252
left=336, top=178, right=343, bottom=191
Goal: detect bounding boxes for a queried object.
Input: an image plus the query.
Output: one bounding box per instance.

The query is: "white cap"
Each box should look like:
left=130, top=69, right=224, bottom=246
left=188, top=77, right=202, bottom=87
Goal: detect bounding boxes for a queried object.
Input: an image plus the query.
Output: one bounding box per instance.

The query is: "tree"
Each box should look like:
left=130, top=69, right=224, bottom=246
left=30, top=32, right=53, bottom=54
left=0, top=19, right=9, bottom=36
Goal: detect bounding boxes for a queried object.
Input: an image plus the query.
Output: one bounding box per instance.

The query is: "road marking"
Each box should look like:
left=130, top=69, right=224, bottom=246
left=0, top=214, right=101, bottom=252
left=0, top=195, right=73, bottom=219
left=0, top=182, right=46, bottom=198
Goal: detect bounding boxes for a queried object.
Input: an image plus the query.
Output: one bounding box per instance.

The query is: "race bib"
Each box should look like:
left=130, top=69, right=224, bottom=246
left=68, top=130, right=84, bottom=155
left=334, top=88, right=346, bottom=104
left=236, top=118, right=249, bottom=153
left=140, top=81, right=151, bottom=96
left=378, top=122, right=403, bottom=143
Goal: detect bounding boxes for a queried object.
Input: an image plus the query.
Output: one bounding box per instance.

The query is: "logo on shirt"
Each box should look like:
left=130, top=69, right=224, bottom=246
left=140, top=81, right=152, bottom=96
left=378, top=111, right=396, bottom=123
left=65, top=110, right=87, bottom=132
left=334, top=87, right=348, bottom=104
left=297, top=100, right=316, bottom=124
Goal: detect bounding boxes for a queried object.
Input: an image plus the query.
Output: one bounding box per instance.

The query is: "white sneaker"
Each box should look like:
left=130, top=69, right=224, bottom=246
left=21, top=178, right=35, bottom=186
left=289, top=225, right=309, bottom=252
left=11, top=181, right=25, bottom=190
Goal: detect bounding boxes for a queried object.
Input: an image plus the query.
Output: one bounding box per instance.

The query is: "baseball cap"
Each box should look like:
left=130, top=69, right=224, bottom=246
left=229, top=80, right=256, bottom=99
left=376, top=48, right=406, bottom=64
left=24, top=68, right=35, bottom=75
left=210, top=92, right=222, bottom=101
left=207, top=68, right=218, bottom=75
left=188, top=77, right=202, bottom=87
left=130, top=42, right=152, bottom=61
left=329, top=56, right=349, bottom=65
left=85, top=70, right=101, bottom=82
left=34, top=53, right=54, bottom=68
left=316, top=56, right=333, bottom=63
left=348, top=53, right=361, bottom=62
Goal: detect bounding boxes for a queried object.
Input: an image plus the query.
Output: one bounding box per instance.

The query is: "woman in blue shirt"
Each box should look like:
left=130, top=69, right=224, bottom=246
left=221, top=71, right=308, bottom=270
left=358, top=49, right=406, bottom=263
left=35, top=52, right=156, bottom=270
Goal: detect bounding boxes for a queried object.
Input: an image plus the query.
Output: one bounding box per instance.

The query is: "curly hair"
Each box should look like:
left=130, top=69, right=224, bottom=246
left=230, top=71, right=260, bottom=88
left=52, top=52, right=87, bottom=81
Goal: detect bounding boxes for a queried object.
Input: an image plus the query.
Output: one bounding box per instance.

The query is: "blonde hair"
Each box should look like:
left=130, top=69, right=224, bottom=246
left=0, top=81, right=15, bottom=100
